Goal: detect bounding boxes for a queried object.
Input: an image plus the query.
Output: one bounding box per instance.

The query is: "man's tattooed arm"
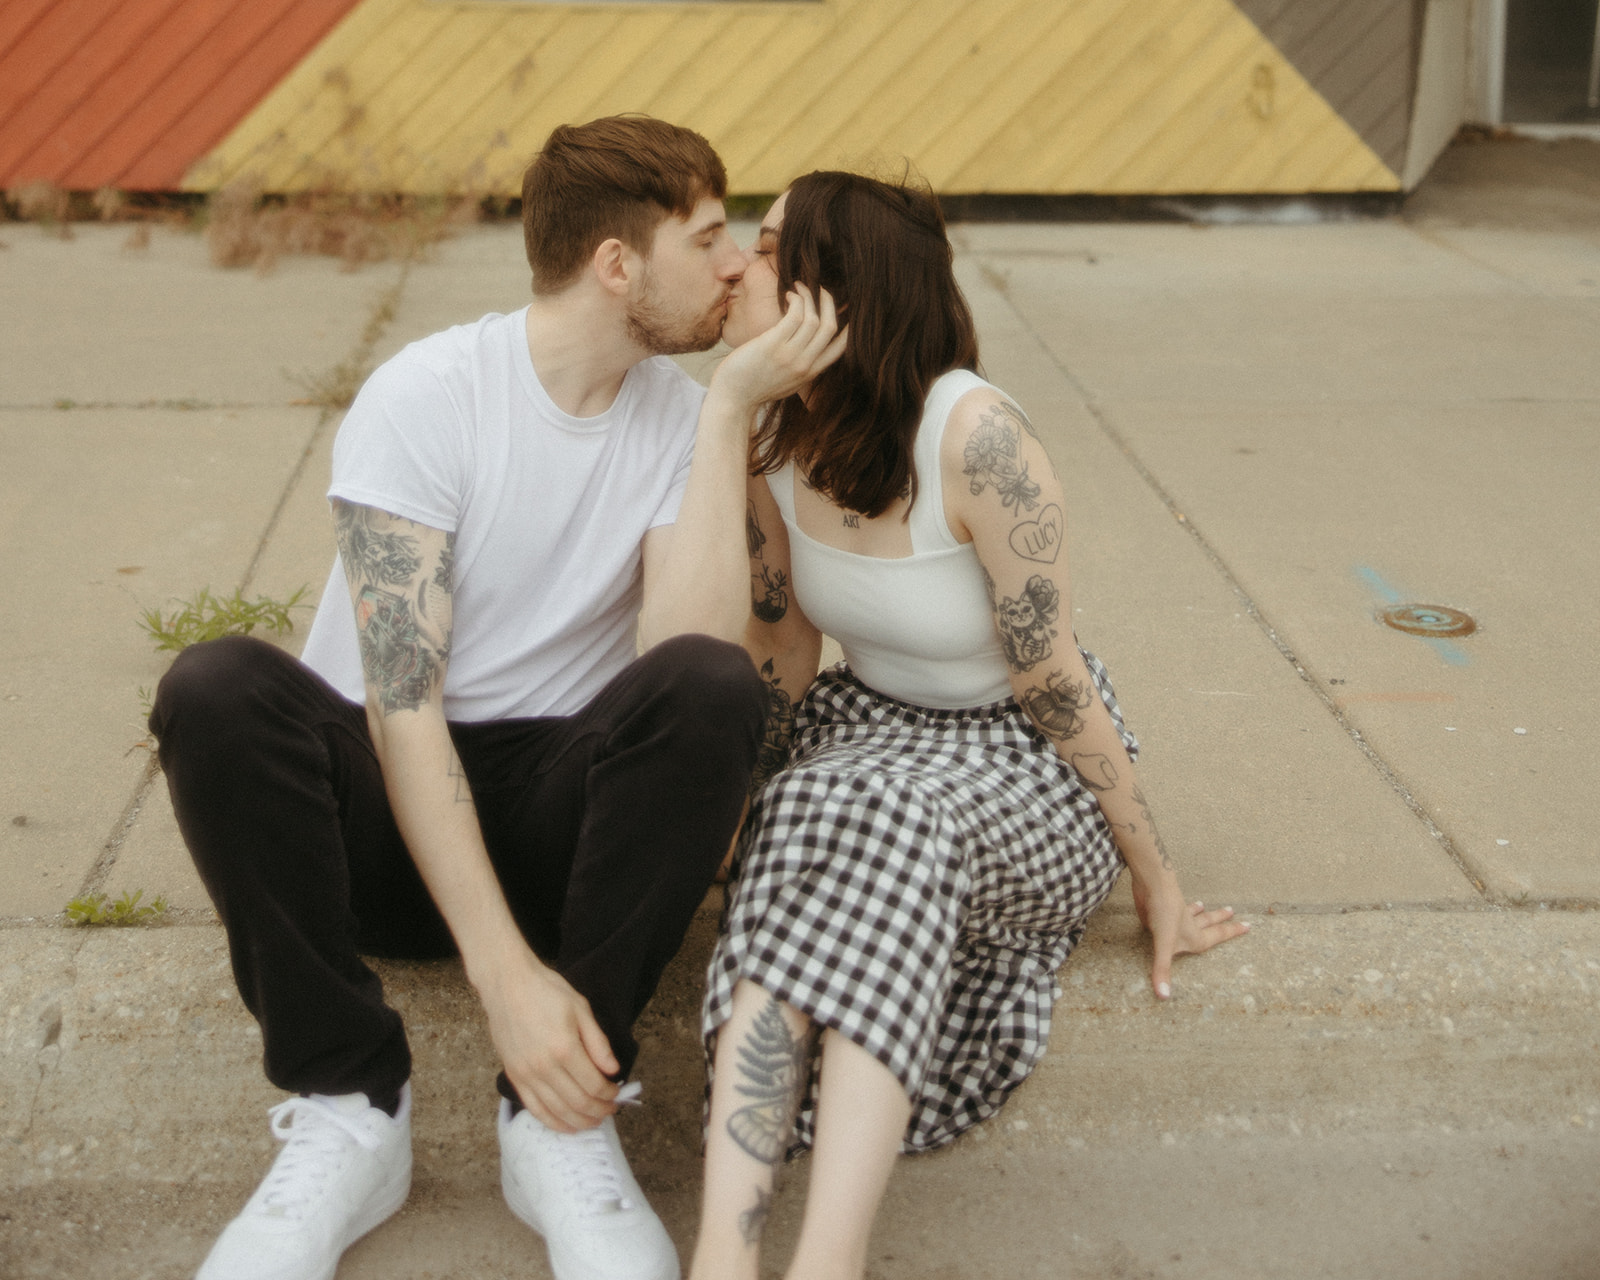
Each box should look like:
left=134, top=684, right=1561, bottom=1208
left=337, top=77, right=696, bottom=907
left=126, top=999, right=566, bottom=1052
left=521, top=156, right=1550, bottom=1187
left=334, top=500, right=455, bottom=717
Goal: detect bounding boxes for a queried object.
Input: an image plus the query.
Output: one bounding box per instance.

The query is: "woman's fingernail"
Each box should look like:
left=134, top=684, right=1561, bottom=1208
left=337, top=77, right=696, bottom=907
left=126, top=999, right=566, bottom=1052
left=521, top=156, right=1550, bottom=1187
left=1157, top=982, right=1171, bottom=999
left=1241, top=921, right=1251, bottom=931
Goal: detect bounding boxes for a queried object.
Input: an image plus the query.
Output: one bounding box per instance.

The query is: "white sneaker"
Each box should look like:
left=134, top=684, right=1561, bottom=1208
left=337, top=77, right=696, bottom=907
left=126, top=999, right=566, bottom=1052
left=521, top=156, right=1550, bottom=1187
left=498, top=1085, right=679, bottom=1280
left=196, top=1084, right=412, bottom=1280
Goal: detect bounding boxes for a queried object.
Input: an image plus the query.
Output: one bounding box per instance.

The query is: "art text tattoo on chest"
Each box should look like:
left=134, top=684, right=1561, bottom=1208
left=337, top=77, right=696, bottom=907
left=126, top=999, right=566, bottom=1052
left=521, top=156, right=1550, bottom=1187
left=962, top=404, right=1041, bottom=513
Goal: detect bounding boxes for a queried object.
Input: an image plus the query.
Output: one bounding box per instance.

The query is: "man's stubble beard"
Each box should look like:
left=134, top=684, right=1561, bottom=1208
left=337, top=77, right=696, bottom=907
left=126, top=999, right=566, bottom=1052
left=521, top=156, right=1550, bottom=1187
left=625, top=269, right=725, bottom=356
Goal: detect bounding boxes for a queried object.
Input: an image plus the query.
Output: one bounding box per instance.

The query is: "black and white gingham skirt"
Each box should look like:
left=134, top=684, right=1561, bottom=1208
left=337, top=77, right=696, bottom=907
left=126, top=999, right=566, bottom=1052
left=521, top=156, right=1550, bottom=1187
left=703, top=652, right=1137, bottom=1153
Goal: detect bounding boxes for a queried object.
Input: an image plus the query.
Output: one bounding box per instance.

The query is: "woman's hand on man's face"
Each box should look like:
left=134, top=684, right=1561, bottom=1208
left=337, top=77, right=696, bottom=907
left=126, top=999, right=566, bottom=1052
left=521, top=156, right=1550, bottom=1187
left=711, top=283, right=847, bottom=412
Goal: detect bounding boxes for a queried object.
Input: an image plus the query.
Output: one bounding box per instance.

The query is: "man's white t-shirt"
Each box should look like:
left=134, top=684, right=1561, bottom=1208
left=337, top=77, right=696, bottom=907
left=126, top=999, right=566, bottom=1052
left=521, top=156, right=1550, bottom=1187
left=298, top=307, right=704, bottom=721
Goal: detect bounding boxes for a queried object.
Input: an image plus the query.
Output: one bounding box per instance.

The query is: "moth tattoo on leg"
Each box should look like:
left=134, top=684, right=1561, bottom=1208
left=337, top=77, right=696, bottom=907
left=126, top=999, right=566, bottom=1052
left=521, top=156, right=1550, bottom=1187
left=726, top=996, right=815, bottom=1165
left=992, top=575, right=1060, bottom=672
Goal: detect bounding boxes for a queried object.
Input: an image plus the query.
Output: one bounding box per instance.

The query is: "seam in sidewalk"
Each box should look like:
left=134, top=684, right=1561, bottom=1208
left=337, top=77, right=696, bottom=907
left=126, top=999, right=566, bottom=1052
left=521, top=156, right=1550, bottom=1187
left=70, top=271, right=410, bottom=907
left=983, top=271, right=1495, bottom=903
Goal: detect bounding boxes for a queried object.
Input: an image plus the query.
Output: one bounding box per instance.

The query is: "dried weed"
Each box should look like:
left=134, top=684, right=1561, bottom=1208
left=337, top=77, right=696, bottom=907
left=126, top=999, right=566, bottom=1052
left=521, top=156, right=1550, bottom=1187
left=205, top=177, right=480, bottom=274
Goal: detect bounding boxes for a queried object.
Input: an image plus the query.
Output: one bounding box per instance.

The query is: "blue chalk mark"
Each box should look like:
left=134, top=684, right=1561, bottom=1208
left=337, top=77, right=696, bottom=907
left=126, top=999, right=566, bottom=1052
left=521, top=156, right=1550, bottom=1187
left=1354, top=565, right=1470, bottom=666
left=1356, top=565, right=1404, bottom=605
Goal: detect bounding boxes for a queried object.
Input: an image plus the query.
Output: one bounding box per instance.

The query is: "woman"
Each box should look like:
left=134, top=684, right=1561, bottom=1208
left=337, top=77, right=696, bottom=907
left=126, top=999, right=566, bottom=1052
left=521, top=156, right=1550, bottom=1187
left=692, top=172, right=1248, bottom=1280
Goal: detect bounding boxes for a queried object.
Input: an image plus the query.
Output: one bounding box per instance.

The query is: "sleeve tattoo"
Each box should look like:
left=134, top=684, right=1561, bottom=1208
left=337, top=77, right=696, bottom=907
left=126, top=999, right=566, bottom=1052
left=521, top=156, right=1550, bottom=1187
left=1131, top=784, right=1175, bottom=870
left=751, top=659, right=795, bottom=794
left=747, top=501, right=789, bottom=624
left=962, top=404, right=1042, bottom=513
left=334, top=500, right=455, bottom=716
left=990, top=575, right=1061, bottom=673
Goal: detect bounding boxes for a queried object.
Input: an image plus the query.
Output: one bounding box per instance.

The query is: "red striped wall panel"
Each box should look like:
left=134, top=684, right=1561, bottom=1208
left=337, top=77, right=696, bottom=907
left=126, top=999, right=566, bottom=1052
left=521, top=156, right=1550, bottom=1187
left=0, top=0, right=364, bottom=190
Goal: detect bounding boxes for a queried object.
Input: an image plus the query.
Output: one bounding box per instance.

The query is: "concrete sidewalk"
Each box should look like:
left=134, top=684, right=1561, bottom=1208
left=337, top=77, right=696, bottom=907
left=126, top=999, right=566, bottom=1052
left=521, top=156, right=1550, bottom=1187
left=3, top=138, right=1598, bottom=1279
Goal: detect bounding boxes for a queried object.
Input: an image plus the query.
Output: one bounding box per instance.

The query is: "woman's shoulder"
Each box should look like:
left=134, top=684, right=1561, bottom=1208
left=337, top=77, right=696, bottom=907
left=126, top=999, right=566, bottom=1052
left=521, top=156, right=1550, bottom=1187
left=935, top=379, right=1033, bottom=470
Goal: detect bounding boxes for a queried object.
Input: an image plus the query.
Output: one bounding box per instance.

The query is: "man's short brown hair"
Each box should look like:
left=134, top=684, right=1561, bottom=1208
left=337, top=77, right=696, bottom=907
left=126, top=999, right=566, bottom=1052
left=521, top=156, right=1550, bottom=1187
left=521, top=115, right=728, bottom=296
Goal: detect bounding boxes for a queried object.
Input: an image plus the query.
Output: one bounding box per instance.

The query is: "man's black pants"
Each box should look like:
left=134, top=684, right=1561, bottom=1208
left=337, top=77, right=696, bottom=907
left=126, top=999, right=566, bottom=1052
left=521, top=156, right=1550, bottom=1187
left=149, top=632, right=764, bottom=1106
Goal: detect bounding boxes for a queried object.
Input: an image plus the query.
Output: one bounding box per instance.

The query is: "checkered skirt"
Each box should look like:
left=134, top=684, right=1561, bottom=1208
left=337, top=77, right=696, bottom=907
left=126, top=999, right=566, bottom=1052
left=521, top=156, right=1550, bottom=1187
left=703, top=651, right=1137, bottom=1153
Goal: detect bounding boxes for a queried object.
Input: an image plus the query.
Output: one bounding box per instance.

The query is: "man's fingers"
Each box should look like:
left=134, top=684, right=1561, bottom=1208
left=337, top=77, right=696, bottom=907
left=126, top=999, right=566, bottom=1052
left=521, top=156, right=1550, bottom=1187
left=519, top=1074, right=597, bottom=1134
left=578, top=1008, right=620, bottom=1080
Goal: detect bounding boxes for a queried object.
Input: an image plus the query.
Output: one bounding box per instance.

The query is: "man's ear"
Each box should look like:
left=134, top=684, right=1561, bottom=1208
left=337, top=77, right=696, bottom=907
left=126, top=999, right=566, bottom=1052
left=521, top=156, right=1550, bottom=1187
left=591, top=237, right=640, bottom=297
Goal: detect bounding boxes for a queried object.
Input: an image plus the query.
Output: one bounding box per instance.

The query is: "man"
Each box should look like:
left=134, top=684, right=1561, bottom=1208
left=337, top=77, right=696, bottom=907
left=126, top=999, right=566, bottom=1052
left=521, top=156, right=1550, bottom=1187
left=150, top=116, right=841, bottom=1280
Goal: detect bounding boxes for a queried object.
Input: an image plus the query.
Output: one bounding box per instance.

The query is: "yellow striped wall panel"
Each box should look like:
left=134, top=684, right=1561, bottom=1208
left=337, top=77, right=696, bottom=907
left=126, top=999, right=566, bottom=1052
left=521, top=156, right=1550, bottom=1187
left=186, top=0, right=1403, bottom=196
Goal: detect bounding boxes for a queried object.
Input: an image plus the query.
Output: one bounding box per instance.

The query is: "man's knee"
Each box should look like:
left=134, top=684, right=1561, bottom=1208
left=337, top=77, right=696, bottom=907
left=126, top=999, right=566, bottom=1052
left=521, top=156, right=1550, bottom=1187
left=640, top=634, right=766, bottom=746
left=150, top=635, right=280, bottom=743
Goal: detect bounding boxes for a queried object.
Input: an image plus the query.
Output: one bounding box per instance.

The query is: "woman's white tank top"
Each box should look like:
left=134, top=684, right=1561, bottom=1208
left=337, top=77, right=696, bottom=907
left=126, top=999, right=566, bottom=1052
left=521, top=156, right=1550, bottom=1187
left=769, top=368, right=1014, bottom=709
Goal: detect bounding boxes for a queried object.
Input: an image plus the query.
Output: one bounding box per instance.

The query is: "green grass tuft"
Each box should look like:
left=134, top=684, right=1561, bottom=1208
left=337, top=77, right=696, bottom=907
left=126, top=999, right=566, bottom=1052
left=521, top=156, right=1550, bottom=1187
left=66, top=889, right=169, bottom=927
left=139, top=585, right=309, bottom=652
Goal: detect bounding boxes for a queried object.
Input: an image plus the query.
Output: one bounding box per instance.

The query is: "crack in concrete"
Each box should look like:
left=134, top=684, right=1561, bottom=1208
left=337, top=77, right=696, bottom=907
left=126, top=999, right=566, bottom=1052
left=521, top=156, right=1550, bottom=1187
left=64, top=272, right=412, bottom=913
left=984, top=274, right=1497, bottom=902
left=72, top=755, right=161, bottom=900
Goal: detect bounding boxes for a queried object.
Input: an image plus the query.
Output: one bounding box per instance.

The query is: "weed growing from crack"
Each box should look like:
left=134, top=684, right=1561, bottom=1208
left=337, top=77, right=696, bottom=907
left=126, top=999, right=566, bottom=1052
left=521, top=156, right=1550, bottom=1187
left=288, top=359, right=369, bottom=409
left=139, top=586, right=309, bottom=652
left=65, top=889, right=169, bottom=927
left=286, top=276, right=403, bottom=408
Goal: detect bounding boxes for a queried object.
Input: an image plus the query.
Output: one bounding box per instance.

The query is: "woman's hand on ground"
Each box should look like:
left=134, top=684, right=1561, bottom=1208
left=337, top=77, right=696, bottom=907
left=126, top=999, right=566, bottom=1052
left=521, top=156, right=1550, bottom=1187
left=1131, top=871, right=1250, bottom=1001
left=712, top=283, right=846, bottom=411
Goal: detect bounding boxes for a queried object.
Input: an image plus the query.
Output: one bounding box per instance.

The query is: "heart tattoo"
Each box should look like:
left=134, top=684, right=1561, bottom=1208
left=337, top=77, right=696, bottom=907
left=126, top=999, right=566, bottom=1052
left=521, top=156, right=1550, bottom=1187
left=1009, top=503, right=1063, bottom=564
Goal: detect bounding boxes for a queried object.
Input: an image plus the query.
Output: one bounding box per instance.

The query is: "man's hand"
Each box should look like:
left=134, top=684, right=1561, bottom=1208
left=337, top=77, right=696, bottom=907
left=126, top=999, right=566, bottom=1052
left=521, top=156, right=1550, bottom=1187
left=474, top=943, right=621, bottom=1132
left=711, top=283, right=846, bottom=411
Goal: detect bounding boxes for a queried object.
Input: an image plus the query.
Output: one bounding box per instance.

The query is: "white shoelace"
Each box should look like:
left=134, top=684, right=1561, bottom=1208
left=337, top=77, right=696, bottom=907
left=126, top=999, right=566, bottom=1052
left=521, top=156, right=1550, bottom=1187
left=542, top=1081, right=643, bottom=1217
left=255, top=1097, right=383, bottom=1221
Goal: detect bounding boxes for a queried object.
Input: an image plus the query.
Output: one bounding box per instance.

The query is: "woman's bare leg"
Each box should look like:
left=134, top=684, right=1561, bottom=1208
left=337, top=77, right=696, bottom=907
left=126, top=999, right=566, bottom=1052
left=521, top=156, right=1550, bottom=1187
left=784, top=1030, right=912, bottom=1280
left=691, top=980, right=816, bottom=1280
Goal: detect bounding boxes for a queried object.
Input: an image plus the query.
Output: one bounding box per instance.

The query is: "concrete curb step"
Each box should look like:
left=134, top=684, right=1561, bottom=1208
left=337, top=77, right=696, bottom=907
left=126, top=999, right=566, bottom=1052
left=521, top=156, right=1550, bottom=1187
left=3, top=907, right=1598, bottom=1278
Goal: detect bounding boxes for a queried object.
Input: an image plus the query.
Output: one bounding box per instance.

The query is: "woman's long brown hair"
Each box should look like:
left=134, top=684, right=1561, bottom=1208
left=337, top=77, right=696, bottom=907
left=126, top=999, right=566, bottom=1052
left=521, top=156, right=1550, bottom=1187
left=751, top=171, right=980, bottom=518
